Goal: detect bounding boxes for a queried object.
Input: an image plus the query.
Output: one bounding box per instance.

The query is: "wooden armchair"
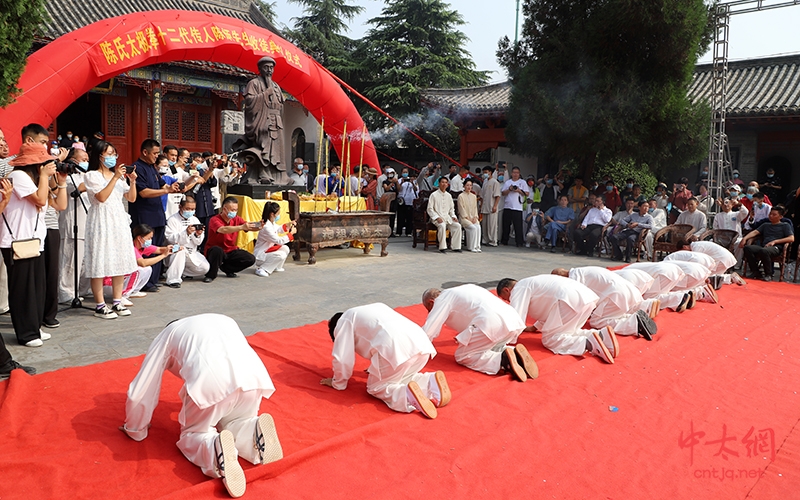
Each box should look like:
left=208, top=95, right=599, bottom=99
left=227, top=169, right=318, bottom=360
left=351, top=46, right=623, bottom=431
left=742, top=235, right=789, bottom=281
left=651, top=224, right=694, bottom=261
left=699, top=229, right=739, bottom=254
left=411, top=196, right=451, bottom=250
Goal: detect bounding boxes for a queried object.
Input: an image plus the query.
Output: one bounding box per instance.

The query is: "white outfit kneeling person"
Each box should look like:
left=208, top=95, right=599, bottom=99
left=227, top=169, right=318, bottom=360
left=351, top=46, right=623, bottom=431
left=253, top=201, right=293, bottom=277
left=164, top=196, right=210, bottom=287
left=497, top=275, right=618, bottom=364
left=625, top=261, right=694, bottom=313
left=552, top=266, right=659, bottom=341
left=322, top=303, right=451, bottom=419
left=422, top=284, right=536, bottom=381
left=122, top=314, right=282, bottom=498
left=426, top=176, right=462, bottom=253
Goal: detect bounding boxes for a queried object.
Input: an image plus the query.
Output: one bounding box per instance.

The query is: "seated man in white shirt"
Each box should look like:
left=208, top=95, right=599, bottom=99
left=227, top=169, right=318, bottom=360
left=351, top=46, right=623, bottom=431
left=552, top=266, right=658, bottom=341
left=422, top=284, right=537, bottom=382
left=426, top=176, right=462, bottom=253
left=744, top=192, right=771, bottom=231
left=164, top=196, right=211, bottom=288
left=121, top=314, right=283, bottom=498
left=322, top=303, right=451, bottom=419
left=675, top=197, right=707, bottom=241
left=497, top=275, right=618, bottom=364
left=573, top=197, right=613, bottom=256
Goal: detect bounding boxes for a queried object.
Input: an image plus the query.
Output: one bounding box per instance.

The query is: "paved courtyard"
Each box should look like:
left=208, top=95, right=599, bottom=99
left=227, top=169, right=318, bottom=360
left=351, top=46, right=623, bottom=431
left=2, top=237, right=609, bottom=374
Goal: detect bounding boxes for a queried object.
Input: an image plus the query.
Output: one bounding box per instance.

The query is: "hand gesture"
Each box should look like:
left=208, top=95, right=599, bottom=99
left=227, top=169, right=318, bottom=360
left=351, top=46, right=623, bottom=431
left=0, top=179, right=13, bottom=199
left=114, top=165, right=127, bottom=179
left=186, top=225, right=196, bottom=235
left=196, top=226, right=204, bottom=235
left=41, top=161, right=58, bottom=177
left=435, top=217, right=444, bottom=224
left=128, top=169, right=138, bottom=182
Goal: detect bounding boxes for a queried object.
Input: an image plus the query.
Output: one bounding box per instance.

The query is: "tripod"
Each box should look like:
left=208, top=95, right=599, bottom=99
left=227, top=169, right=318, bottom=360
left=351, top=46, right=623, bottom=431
left=61, top=171, right=94, bottom=312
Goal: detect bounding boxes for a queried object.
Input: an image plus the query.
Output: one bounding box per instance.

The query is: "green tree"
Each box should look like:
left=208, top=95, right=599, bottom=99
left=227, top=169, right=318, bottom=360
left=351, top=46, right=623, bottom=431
left=0, top=0, right=48, bottom=107
left=497, top=0, right=713, bottom=178
left=354, top=0, right=489, bottom=155
left=283, top=0, right=363, bottom=69
left=254, top=1, right=277, bottom=25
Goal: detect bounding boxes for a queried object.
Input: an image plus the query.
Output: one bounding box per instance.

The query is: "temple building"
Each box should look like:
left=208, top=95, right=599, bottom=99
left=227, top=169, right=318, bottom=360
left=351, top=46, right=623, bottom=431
left=421, top=54, right=800, bottom=193
left=37, top=0, right=320, bottom=165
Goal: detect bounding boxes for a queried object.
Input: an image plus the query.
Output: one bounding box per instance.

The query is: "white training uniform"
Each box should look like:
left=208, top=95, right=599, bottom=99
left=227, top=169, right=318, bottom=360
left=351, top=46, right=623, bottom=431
left=427, top=189, right=462, bottom=250
left=667, top=260, right=712, bottom=291
left=613, top=268, right=655, bottom=296
left=568, top=266, right=653, bottom=336
left=423, top=284, right=526, bottom=375
left=690, top=241, right=737, bottom=276
left=164, top=212, right=210, bottom=285
left=626, top=262, right=688, bottom=310
left=253, top=219, right=291, bottom=274
left=124, top=314, right=275, bottom=478
left=664, top=250, right=717, bottom=274
left=510, top=275, right=600, bottom=356
left=331, top=303, right=440, bottom=412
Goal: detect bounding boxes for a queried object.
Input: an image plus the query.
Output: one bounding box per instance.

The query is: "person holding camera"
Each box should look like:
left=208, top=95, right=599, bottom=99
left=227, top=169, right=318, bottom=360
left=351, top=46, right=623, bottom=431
left=500, top=166, right=530, bottom=247
left=84, top=140, right=139, bottom=319
left=124, top=224, right=182, bottom=300
left=203, top=197, right=259, bottom=282
left=129, top=139, right=182, bottom=293
left=57, top=147, right=91, bottom=304
left=164, top=196, right=210, bottom=287
left=253, top=201, right=294, bottom=277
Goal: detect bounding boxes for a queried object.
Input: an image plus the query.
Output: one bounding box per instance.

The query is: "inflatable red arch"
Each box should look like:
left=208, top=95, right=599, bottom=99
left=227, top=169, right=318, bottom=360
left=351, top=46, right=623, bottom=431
left=0, top=10, right=378, bottom=169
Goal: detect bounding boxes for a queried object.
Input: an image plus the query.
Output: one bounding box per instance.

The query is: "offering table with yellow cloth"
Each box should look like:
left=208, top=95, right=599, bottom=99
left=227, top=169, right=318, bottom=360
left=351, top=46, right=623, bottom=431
left=230, top=194, right=367, bottom=252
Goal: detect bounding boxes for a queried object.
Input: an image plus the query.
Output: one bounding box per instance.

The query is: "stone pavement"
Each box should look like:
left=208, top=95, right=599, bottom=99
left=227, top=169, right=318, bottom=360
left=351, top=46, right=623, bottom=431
left=1, top=237, right=611, bottom=374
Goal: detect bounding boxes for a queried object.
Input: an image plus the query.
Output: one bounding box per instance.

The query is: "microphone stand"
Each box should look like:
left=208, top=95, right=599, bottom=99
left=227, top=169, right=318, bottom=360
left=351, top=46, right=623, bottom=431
left=61, top=170, right=94, bottom=312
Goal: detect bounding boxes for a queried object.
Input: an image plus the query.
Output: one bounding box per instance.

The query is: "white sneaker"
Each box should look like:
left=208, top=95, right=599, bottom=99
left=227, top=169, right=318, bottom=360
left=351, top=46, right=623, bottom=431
left=255, top=268, right=270, bottom=277
left=274, top=267, right=285, bottom=272
left=38, top=330, right=52, bottom=341
left=94, top=306, right=118, bottom=320
left=121, top=297, right=134, bottom=307
left=112, top=304, right=132, bottom=317
left=588, top=331, right=614, bottom=364
left=129, top=291, right=147, bottom=298
left=25, top=338, right=43, bottom=347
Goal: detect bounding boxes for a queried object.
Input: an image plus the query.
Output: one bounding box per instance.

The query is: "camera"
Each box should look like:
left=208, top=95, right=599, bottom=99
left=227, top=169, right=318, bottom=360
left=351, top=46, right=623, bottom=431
left=194, top=224, right=204, bottom=231
left=177, top=182, right=186, bottom=191
left=56, top=161, right=75, bottom=174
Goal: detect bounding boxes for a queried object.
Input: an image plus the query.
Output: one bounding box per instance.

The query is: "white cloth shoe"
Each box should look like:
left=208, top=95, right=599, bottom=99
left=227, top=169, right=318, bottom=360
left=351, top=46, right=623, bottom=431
left=129, top=291, right=147, bottom=298
left=121, top=297, right=134, bottom=307
left=215, top=430, right=246, bottom=498
left=255, top=268, right=270, bottom=277
left=25, top=339, right=43, bottom=347
left=588, top=331, right=614, bottom=364
left=254, top=414, right=283, bottom=465
left=38, top=330, right=52, bottom=341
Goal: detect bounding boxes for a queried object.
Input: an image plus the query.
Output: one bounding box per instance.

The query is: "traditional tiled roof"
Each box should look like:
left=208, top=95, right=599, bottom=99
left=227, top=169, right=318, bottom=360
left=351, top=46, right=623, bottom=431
left=39, top=0, right=277, bottom=40
left=690, top=55, right=800, bottom=117
left=419, top=81, right=511, bottom=119
left=421, top=55, right=800, bottom=119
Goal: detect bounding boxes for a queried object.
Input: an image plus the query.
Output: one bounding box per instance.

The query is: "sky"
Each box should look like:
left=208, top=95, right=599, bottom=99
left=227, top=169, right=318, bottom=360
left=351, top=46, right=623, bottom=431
left=272, top=1, right=800, bottom=84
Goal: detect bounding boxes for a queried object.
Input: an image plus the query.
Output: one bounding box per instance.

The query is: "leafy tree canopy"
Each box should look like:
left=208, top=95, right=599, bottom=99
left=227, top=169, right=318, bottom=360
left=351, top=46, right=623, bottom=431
left=283, top=0, right=363, bottom=69
left=497, top=0, right=713, bottom=178
left=0, top=0, right=48, bottom=107
left=254, top=1, right=278, bottom=25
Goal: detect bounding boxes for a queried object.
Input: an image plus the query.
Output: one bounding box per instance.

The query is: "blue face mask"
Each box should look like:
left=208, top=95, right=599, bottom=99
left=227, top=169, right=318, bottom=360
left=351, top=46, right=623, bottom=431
left=626, top=183, right=633, bottom=188
left=733, top=174, right=739, bottom=178
left=103, top=156, right=117, bottom=169
left=746, top=194, right=753, bottom=200
left=181, top=210, right=195, bottom=219
left=274, top=214, right=281, bottom=222
left=168, top=160, right=176, bottom=166
left=497, top=175, right=504, bottom=182
left=77, top=161, right=89, bottom=172
left=648, top=208, right=655, bottom=213
left=402, top=172, right=409, bottom=178
left=546, top=179, right=553, bottom=185
left=142, top=239, right=152, bottom=249
left=606, top=185, right=613, bottom=192
left=303, top=168, right=309, bottom=174
left=767, top=174, right=774, bottom=179
left=227, top=211, right=237, bottom=219
left=482, top=173, right=489, bottom=179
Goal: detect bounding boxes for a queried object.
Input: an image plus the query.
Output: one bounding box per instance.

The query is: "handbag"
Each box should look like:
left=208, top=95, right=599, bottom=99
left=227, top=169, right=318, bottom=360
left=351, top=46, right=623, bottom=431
left=3, top=213, right=41, bottom=260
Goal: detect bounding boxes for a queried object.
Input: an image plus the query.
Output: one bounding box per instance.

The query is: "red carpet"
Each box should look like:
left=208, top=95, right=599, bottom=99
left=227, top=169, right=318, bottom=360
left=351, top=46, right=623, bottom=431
left=1, top=280, right=799, bottom=499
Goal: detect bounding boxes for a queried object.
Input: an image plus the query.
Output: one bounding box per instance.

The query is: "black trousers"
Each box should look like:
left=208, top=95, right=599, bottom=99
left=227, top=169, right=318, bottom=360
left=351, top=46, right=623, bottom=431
left=610, top=229, right=639, bottom=260
left=574, top=224, right=604, bottom=255
left=1, top=249, right=46, bottom=345
left=43, top=228, right=60, bottom=324
left=145, top=225, right=166, bottom=288
left=205, top=247, right=256, bottom=279
left=501, top=209, right=524, bottom=246
left=397, top=204, right=413, bottom=236
left=744, top=245, right=781, bottom=276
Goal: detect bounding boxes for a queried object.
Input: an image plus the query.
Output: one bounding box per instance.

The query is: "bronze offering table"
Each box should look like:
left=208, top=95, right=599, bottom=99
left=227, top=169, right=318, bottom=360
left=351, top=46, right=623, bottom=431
left=293, top=211, right=391, bottom=265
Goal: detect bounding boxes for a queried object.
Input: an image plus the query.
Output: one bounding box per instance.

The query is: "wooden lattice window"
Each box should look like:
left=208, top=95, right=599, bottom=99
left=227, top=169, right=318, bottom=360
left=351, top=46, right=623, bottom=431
left=107, top=103, right=126, bottom=137
left=198, top=112, right=212, bottom=143
left=164, top=109, right=180, bottom=141
left=181, top=111, right=196, bottom=142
